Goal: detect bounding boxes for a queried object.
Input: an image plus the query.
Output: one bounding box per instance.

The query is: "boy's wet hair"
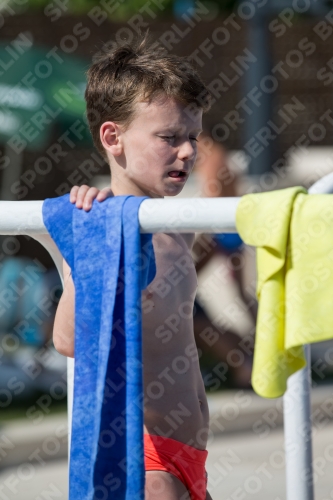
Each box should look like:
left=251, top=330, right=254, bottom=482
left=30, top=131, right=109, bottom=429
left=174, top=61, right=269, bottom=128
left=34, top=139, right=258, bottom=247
left=84, top=30, right=213, bottom=162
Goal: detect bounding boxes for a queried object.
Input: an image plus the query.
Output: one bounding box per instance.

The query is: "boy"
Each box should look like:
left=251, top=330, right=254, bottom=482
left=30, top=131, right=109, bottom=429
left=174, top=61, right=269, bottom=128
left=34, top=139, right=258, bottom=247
left=53, top=32, right=213, bottom=500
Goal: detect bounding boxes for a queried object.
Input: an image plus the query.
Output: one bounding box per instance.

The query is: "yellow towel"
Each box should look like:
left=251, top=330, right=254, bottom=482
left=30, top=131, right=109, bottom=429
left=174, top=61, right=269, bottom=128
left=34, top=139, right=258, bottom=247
left=236, top=186, right=333, bottom=398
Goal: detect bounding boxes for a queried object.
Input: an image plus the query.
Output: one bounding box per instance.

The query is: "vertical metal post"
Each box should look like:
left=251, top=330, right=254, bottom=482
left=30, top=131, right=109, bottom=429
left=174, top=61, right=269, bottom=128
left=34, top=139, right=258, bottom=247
left=283, top=345, right=314, bottom=500
left=283, top=172, right=333, bottom=500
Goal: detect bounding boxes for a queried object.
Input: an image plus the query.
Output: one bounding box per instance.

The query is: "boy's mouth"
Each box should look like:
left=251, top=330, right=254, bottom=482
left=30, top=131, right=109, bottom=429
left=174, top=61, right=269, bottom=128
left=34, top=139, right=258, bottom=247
left=168, top=170, right=187, bottom=178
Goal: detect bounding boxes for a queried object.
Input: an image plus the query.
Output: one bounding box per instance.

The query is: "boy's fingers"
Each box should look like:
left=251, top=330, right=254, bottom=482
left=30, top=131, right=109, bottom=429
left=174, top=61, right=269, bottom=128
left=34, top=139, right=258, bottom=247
left=96, top=187, right=113, bottom=200
left=75, top=185, right=92, bottom=208
left=82, top=187, right=100, bottom=211
left=69, top=185, right=80, bottom=203
left=71, top=185, right=111, bottom=211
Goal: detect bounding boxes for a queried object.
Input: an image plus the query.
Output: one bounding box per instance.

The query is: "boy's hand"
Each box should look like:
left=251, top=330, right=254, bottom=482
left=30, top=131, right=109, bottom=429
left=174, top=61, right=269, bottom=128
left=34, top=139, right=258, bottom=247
left=69, top=185, right=113, bottom=212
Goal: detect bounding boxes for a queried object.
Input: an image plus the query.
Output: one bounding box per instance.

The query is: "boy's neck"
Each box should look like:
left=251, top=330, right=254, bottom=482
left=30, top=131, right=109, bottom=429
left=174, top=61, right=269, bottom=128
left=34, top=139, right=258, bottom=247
left=110, top=180, right=163, bottom=199
left=109, top=162, right=164, bottom=199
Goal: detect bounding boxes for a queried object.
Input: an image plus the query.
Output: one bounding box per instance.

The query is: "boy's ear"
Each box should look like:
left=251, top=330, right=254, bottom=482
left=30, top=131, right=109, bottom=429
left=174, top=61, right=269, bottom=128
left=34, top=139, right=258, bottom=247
left=100, top=122, right=123, bottom=157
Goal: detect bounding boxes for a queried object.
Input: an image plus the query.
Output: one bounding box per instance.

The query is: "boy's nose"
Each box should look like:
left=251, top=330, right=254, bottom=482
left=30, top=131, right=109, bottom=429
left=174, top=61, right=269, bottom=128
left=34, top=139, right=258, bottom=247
left=178, top=140, right=196, bottom=162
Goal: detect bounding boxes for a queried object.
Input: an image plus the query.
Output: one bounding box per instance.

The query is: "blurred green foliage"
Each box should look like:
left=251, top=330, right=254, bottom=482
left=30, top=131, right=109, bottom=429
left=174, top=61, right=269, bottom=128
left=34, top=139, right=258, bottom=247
left=17, top=0, right=238, bottom=20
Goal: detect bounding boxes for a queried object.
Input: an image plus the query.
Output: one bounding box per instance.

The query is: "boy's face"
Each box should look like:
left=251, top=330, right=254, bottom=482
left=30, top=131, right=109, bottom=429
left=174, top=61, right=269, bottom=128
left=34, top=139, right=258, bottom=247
left=106, top=95, right=203, bottom=198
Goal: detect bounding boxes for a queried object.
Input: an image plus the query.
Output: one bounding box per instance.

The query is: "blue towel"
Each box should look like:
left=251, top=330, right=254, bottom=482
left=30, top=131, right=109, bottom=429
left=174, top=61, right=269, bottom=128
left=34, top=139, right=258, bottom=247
left=42, top=193, right=156, bottom=500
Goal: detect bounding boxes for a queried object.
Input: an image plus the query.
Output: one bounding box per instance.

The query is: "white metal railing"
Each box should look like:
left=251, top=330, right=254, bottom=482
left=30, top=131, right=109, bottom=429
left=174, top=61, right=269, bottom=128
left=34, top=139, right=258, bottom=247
left=1, top=172, right=333, bottom=499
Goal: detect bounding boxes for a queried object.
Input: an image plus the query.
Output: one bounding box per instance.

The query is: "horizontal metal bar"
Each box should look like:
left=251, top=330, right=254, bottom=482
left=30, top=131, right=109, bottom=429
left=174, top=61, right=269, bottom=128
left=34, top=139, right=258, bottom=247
left=0, top=200, right=46, bottom=235
left=0, top=198, right=241, bottom=235
left=138, top=197, right=240, bottom=233
left=2, top=173, right=333, bottom=235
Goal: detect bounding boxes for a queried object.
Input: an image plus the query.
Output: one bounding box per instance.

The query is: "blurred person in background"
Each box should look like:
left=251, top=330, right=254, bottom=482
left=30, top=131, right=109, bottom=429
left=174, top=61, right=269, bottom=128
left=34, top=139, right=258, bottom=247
left=0, top=257, right=65, bottom=399
left=192, top=131, right=257, bottom=389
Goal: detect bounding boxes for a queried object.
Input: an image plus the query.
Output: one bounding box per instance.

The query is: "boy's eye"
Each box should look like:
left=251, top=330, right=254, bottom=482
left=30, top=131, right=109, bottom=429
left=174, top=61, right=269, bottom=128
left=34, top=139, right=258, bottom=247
left=159, top=135, right=175, bottom=140
left=159, top=135, right=198, bottom=142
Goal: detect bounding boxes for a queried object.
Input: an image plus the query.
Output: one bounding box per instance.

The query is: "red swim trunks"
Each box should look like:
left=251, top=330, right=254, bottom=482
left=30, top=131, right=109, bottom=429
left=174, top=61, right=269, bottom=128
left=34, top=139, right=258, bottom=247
left=144, top=433, right=208, bottom=500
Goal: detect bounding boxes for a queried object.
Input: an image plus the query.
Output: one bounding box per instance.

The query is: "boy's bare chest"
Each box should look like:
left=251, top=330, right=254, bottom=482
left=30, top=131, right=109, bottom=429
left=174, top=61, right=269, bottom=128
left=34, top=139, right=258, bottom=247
left=141, top=232, right=198, bottom=316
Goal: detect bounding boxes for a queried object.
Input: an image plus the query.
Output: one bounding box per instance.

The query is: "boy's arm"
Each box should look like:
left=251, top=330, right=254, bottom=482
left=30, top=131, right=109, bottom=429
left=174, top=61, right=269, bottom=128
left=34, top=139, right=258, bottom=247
left=53, top=258, right=75, bottom=358
left=52, top=185, right=113, bottom=357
